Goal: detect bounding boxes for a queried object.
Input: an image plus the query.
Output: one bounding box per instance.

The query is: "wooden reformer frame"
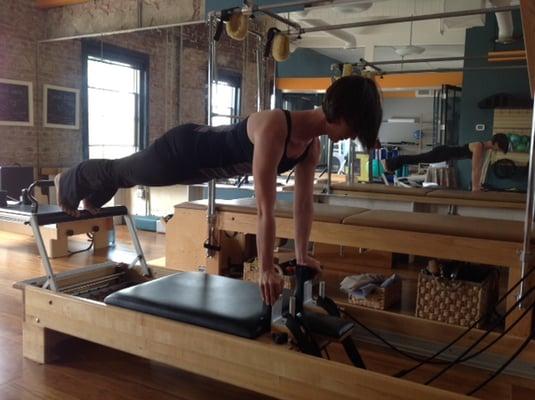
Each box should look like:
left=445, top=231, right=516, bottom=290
left=166, top=203, right=535, bottom=363
left=14, top=199, right=469, bottom=400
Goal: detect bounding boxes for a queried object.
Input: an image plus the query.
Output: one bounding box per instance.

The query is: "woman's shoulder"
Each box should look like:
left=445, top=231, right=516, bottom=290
left=468, top=141, right=484, bottom=152
left=248, top=109, right=287, bottom=133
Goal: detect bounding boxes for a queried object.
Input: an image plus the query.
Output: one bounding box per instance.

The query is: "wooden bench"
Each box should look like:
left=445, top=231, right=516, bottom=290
left=314, top=183, right=526, bottom=220
left=165, top=198, right=535, bottom=360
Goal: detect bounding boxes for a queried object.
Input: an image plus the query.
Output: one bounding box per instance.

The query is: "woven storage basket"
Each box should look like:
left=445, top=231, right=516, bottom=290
left=348, top=279, right=402, bottom=310
left=415, top=270, right=492, bottom=328
left=243, top=258, right=294, bottom=289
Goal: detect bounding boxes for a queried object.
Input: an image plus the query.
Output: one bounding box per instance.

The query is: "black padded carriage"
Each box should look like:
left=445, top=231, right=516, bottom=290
left=104, top=272, right=271, bottom=339
left=0, top=203, right=128, bottom=225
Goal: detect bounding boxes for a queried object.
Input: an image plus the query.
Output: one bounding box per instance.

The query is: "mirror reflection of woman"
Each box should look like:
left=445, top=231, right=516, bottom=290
left=385, top=134, right=509, bottom=192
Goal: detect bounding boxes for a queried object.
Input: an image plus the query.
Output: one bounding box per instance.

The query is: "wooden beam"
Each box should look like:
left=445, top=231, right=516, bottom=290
left=520, top=0, right=535, bottom=96
left=327, top=190, right=525, bottom=210
left=36, top=0, right=89, bottom=9
left=217, top=212, right=521, bottom=268
left=23, top=285, right=469, bottom=400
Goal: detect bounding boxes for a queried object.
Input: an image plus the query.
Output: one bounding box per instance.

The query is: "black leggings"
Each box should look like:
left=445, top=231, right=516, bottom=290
left=58, top=144, right=177, bottom=209
left=390, top=144, right=472, bottom=170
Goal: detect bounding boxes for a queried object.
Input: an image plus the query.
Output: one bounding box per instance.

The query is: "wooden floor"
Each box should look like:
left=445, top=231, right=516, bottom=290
left=1, top=226, right=535, bottom=399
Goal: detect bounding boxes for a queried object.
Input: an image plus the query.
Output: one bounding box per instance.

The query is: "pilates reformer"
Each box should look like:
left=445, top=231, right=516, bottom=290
left=0, top=180, right=118, bottom=259
left=15, top=180, right=365, bottom=364
left=14, top=180, right=468, bottom=399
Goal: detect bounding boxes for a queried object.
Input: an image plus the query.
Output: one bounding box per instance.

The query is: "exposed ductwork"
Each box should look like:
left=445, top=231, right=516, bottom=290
left=489, top=0, right=515, bottom=44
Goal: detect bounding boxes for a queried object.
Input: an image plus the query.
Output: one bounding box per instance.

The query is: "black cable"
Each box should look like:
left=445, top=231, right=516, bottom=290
left=424, top=285, right=535, bottom=385
left=467, top=331, right=534, bottom=396
left=6, top=195, right=19, bottom=202
left=344, top=312, right=450, bottom=365
left=454, top=301, right=534, bottom=364
left=395, top=266, right=535, bottom=378
left=68, top=232, right=94, bottom=256
left=319, top=267, right=535, bottom=376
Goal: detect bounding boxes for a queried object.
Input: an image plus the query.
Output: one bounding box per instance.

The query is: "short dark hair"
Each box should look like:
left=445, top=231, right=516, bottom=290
left=492, top=133, right=509, bottom=153
left=322, top=75, right=383, bottom=150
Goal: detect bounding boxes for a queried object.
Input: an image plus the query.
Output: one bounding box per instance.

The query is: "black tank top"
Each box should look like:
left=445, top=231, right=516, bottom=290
left=155, top=110, right=312, bottom=184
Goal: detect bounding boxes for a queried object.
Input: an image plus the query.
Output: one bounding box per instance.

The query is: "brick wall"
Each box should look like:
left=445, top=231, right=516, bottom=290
left=2, top=0, right=268, bottom=171
left=38, top=40, right=83, bottom=167
left=0, top=0, right=44, bottom=167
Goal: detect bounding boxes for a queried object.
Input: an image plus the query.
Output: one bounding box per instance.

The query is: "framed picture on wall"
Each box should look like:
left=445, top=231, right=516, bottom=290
left=44, top=84, right=80, bottom=129
left=0, top=78, right=33, bottom=126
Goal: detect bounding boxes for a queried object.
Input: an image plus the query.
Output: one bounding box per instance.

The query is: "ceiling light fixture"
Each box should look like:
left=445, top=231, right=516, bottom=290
left=395, top=7, right=425, bottom=57
left=334, top=1, right=373, bottom=13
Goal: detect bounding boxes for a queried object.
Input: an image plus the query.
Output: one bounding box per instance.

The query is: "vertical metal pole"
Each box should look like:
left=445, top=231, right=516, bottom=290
left=255, top=36, right=263, bottom=112
left=29, top=215, right=58, bottom=291
left=326, top=139, right=333, bottom=194
left=124, top=214, right=149, bottom=275
left=206, top=13, right=217, bottom=258
left=368, top=149, right=373, bottom=182
left=272, top=59, right=277, bottom=110
left=519, top=99, right=535, bottom=308
left=348, top=139, right=355, bottom=183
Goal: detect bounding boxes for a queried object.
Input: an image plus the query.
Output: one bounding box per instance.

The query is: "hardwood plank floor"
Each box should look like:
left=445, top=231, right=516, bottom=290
left=0, top=226, right=534, bottom=399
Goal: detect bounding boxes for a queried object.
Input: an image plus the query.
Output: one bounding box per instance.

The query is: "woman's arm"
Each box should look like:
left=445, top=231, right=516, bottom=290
left=471, top=142, right=484, bottom=192
left=293, top=138, right=321, bottom=268
left=252, top=113, right=285, bottom=305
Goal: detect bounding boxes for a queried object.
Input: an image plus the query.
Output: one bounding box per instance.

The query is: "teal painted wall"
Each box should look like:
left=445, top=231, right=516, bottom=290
left=457, top=10, right=530, bottom=191
left=277, top=48, right=339, bottom=77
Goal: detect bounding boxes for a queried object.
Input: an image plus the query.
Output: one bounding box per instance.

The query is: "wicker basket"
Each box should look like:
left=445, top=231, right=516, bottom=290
left=243, top=258, right=294, bottom=289
left=348, top=279, right=402, bottom=310
left=415, top=270, right=492, bottom=328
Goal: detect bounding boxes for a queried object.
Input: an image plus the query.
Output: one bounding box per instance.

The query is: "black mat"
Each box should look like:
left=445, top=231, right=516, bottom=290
left=104, top=272, right=270, bottom=339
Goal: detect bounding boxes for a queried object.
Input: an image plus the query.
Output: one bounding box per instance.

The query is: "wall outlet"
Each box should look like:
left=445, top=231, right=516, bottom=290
left=475, top=124, right=485, bottom=131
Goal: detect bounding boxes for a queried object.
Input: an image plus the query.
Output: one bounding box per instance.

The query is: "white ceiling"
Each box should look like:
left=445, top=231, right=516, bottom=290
left=277, top=0, right=520, bottom=72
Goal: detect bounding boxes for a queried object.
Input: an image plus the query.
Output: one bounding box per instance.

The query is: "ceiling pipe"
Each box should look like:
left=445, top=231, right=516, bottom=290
left=489, top=0, right=515, bottom=44
left=299, top=18, right=357, bottom=48
left=290, top=4, right=519, bottom=35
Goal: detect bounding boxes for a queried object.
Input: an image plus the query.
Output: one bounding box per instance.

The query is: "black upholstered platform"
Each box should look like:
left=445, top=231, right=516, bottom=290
left=0, top=203, right=128, bottom=225
left=104, top=272, right=270, bottom=339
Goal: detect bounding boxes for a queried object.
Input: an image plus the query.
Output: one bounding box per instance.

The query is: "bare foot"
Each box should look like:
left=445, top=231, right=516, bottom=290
left=82, top=198, right=100, bottom=215
left=54, top=173, right=80, bottom=217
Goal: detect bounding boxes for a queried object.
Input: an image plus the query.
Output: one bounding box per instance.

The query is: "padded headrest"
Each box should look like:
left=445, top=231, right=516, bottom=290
left=343, top=209, right=526, bottom=242
left=175, top=198, right=367, bottom=223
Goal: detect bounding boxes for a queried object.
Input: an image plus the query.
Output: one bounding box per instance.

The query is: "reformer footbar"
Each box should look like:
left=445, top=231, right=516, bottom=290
left=0, top=180, right=150, bottom=291
left=272, top=265, right=366, bottom=369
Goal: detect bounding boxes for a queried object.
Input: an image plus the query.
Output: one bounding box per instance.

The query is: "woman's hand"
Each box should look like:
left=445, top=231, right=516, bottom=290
left=260, top=267, right=283, bottom=305
left=297, top=254, right=322, bottom=271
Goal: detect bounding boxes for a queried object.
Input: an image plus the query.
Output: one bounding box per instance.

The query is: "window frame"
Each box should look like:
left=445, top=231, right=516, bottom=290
left=81, top=40, right=149, bottom=160
left=210, top=69, right=241, bottom=126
